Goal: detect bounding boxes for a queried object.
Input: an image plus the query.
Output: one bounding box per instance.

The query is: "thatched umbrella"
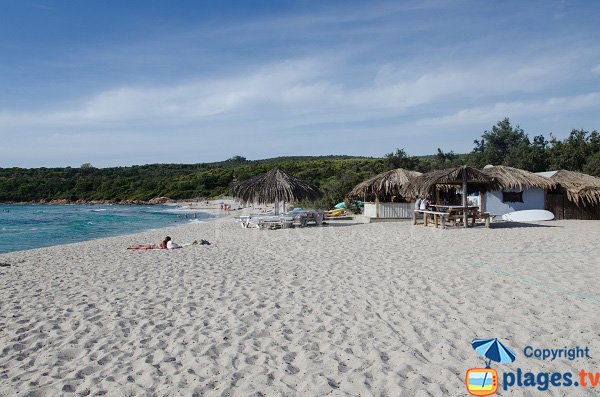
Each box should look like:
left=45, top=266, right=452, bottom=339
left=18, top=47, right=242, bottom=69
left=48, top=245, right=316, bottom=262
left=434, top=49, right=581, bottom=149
left=401, top=165, right=500, bottom=228
left=348, top=168, right=422, bottom=200
left=347, top=168, right=421, bottom=217
left=547, top=170, right=600, bottom=205
left=481, top=165, right=556, bottom=190
left=232, top=167, right=322, bottom=213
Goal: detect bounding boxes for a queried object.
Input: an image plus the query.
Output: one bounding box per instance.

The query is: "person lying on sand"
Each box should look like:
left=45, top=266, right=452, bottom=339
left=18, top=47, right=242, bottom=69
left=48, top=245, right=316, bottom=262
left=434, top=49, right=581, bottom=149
left=160, top=236, right=178, bottom=249
left=127, top=236, right=210, bottom=250
left=161, top=236, right=210, bottom=248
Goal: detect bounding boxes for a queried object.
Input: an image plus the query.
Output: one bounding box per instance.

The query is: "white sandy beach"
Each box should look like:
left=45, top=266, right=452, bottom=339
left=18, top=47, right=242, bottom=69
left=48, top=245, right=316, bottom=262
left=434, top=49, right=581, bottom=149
left=1, top=218, right=599, bottom=396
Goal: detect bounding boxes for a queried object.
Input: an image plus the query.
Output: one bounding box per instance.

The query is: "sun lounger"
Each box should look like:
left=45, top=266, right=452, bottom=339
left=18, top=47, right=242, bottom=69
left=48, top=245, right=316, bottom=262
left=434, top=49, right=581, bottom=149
left=235, top=209, right=324, bottom=229
left=235, top=214, right=294, bottom=229
left=257, top=216, right=294, bottom=230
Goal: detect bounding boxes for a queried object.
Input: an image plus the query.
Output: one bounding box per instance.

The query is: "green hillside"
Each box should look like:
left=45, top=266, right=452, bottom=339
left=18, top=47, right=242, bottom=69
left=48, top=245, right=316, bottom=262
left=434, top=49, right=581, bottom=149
left=1, top=119, right=598, bottom=208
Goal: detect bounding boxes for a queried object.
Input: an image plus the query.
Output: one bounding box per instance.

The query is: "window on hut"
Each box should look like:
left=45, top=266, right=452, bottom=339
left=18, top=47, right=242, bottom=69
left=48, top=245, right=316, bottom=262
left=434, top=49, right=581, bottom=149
left=502, top=191, right=524, bottom=203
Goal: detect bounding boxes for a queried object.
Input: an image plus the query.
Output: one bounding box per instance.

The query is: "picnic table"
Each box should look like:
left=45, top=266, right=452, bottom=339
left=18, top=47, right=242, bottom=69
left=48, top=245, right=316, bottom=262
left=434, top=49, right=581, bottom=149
left=413, top=205, right=490, bottom=229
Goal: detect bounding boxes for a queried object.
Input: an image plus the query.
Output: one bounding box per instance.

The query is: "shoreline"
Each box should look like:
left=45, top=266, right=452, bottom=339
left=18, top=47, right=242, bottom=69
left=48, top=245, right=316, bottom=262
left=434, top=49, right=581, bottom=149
left=0, top=201, right=237, bottom=254
left=0, top=198, right=283, bottom=254
left=1, top=213, right=232, bottom=256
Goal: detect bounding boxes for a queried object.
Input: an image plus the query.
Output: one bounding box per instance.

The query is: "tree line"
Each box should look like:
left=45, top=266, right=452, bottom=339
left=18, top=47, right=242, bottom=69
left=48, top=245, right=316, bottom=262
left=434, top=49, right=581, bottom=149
left=0, top=118, right=598, bottom=208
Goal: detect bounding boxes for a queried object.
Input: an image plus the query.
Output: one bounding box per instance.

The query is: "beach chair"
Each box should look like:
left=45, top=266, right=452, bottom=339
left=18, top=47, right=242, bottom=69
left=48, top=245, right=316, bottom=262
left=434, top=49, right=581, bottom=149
left=257, top=215, right=294, bottom=230
left=235, top=214, right=294, bottom=229
left=287, top=209, right=325, bottom=227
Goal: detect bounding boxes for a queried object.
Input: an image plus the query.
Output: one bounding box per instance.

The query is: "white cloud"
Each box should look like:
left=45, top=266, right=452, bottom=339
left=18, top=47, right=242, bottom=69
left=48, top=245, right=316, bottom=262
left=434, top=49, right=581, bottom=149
left=415, top=92, right=600, bottom=129
left=0, top=59, right=586, bottom=132
left=0, top=55, right=589, bottom=131
left=0, top=49, right=598, bottom=166
left=0, top=59, right=330, bottom=126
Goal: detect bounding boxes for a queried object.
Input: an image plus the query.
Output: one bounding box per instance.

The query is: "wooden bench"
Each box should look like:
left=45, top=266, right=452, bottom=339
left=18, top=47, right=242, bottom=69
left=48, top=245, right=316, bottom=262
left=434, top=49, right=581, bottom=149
left=478, top=212, right=491, bottom=228
left=446, top=211, right=490, bottom=228
left=413, top=210, right=491, bottom=229
left=413, top=210, right=449, bottom=229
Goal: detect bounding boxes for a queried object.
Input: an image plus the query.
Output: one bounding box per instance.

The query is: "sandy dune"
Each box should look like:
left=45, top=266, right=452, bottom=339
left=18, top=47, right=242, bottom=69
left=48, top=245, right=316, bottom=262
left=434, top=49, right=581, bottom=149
left=1, top=218, right=599, bottom=396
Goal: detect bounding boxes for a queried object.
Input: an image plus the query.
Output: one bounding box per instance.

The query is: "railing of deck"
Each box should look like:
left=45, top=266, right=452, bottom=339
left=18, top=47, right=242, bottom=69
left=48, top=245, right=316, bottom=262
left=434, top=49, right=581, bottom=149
left=363, top=202, right=416, bottom=218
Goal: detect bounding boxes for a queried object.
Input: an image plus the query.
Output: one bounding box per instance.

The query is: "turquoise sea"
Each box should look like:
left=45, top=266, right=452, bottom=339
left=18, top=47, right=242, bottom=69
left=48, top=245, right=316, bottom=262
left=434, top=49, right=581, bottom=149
left=0, top=204, right=216, bottom=253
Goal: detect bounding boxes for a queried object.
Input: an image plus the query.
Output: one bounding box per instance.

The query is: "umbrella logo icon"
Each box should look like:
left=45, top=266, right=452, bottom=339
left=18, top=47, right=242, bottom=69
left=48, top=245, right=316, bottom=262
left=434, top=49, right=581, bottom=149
left=466, top=338, right=517, bottom=396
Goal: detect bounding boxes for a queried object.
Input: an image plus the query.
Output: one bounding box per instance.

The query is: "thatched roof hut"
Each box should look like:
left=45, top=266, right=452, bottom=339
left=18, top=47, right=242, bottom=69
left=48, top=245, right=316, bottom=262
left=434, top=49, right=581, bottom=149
left=400, top=166, right=500, bottom=227
left=481, top=165, right=555, bottom=190
left=347, top=168, right=422, bottom=201
left=232, top=168, right=322, bottom=207
left=540, top=170, right=600, bottom=205
left=401, top=166, right=500, bottom=199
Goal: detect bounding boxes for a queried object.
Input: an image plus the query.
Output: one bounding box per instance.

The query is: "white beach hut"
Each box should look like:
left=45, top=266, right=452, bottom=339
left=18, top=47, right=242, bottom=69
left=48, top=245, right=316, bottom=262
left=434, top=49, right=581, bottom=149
left=480, top=165, right=555, bottom=216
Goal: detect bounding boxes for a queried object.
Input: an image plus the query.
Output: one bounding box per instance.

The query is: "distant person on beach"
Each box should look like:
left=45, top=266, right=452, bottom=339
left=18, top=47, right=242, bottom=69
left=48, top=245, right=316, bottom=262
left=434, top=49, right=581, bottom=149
left=167, top=240, right=183, bottom=249
left=160, top=236, right=182, bottom=249
left=161, top=236, right=182, bottom=249
left=160, top=236, right=171, bottom=249
left=418, top=196, right=428, bottom=211
left=159, top=236, right=208, bottom=249
left=128, top=237, right=208, bottom=251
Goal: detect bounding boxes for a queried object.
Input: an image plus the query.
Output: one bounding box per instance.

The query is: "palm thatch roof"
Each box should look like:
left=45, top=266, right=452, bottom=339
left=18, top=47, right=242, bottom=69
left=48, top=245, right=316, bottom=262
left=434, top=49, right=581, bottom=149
left=481, top=165, right=555, bottom=190
left=232, top=167, right=322, bottom=204
left=546, top=170, right=600, bottom=204
left=347, top=168, right=422, bottom=200
left=400, top=166, right=501, bottom=199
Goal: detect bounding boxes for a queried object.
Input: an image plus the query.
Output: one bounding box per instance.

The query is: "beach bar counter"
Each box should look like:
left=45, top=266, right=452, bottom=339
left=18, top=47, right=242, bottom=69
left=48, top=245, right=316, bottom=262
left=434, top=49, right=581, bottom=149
left=362, top=201, right=416, bottom=219
left=348, top=168, right=422, bottom=220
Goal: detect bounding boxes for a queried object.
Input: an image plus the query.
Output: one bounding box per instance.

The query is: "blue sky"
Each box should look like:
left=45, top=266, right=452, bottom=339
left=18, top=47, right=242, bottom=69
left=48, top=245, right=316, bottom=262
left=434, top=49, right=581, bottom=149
left=1, top=0, right=599, bottom=167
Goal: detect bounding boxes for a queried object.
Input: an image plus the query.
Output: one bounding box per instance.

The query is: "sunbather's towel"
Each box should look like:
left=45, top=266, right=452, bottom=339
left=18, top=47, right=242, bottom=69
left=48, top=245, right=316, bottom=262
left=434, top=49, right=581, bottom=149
left=127, top=245, right=164, bottom=250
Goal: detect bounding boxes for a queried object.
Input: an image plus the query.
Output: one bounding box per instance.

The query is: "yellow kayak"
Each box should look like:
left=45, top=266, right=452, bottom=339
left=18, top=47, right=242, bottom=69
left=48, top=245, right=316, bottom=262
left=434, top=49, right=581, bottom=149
left=324, top=209, right=344, bottom=217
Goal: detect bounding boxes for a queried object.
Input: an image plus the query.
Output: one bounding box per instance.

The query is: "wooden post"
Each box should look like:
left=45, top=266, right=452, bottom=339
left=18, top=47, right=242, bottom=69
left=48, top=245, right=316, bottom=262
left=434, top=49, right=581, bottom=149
left=376, top=196, right=380, bottom=218
left=462, top=166, right=468, bottom=228
left=479, top=190, right=485, bottom=213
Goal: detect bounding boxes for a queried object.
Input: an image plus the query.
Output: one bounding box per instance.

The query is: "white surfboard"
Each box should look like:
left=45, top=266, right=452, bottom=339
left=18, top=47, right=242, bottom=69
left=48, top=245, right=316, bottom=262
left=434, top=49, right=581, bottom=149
left=501, top=210, right=554, bottom=222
